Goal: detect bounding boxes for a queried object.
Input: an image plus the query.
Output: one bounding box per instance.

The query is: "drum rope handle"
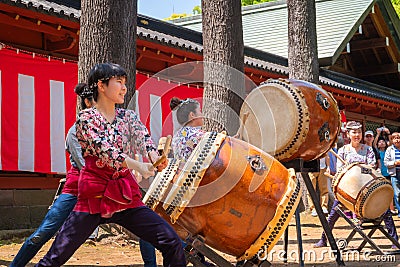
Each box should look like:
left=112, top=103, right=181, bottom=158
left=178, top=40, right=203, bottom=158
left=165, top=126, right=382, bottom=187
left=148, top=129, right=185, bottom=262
left=152, top=135, right=172, bottom=168
left=324, top=172, right=335, bottom=179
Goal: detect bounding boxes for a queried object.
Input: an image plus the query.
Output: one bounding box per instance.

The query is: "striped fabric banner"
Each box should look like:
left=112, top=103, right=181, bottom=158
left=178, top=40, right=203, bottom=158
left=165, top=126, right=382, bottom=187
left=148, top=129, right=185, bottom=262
left=0, top=46, right=204, bottom=174
left=149, top=94, right=162, bottom=144
left=50, top=80, right=66, bottom=173
left=0, top=70, right=2, bottom=169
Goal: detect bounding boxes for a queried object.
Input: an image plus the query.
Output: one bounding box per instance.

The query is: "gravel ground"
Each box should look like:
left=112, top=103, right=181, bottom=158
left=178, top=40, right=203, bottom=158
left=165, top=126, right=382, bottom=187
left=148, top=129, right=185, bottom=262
left=1, top=213, right=400, bottom=266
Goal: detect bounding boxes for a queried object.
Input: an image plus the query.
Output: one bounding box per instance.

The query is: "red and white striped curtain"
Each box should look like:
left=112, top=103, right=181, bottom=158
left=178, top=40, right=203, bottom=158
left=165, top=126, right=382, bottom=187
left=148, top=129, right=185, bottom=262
left=0, top=45, right=204, bottom=174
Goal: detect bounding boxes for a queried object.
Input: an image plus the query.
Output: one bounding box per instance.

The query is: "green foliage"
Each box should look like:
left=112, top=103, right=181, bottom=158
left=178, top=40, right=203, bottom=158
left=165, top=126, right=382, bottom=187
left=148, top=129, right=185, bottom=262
left=241, top=0, right=277, bottom=6
left=164, top=5, right=201, bottom=20
left=392, top=0, right=400, bottom=17
left=164, top=13, right=190, bottom=21
left=166, top=0, right=278, bottom=19
left=193, top=5, right=202, bottom=15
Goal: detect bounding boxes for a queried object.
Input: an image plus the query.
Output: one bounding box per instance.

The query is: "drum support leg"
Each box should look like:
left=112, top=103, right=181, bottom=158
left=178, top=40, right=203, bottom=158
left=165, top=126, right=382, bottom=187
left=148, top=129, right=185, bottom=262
left=301, top=171, right=345, bottom=266
left=294, top=207, right=304, bottom=267
left=48, top=178, right=66, bottom=209
left=185, top=236, right=272, bottom=267
left=186, top=236, right=235, bottom=267
left=335, top=206, right=400, bottom=255
left=183, top=247, right=207, bottom=267
left=283, top=225, right=289, bottom=263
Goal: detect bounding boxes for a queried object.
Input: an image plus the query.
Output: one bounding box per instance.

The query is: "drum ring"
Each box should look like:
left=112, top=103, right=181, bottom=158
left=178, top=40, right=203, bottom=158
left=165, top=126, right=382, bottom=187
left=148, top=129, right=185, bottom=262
left=358, top=180, right=391, bottom=217
left=146, top=159, right=179, bottom=209
left=332, top=163, right=355, bottom=189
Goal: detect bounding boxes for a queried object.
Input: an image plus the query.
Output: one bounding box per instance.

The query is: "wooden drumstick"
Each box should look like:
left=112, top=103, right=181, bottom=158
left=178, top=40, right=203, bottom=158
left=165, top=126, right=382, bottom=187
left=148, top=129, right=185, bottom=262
left=163, top=135, right=172, bottom=156
left=152, top=135, right=172, bottom=168
left=236, top=112, right=249, bottom=139
left=324, top=172, right=335, bottom=179
left=329, top=149, right=347, bottom=165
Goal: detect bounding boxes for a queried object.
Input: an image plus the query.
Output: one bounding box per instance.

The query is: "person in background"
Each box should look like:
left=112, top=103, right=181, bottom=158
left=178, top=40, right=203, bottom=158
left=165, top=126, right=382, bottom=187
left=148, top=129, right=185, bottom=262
left=34, top=63, right=185, bottom=267
left=314, top=121, right=398, bottom=248
left=379, top=124, right=392, bottom=146
left=170, top=97, right=205, bottom=162
left=10, top=84, right=95, bottom=267
left=308, top=155, right=330, bottom=216
left=384, top=132, right=400, bottom=218
left=374, top=127, right=396, bottom=214
left=364, top=130, right=380, bottom=170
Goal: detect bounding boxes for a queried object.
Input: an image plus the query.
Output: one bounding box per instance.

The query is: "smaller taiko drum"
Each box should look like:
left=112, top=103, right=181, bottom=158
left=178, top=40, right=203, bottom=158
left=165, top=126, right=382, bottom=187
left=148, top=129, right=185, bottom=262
left=332, top=163, right=394, bottom=219
left=239, top=78, right=340, bottom=162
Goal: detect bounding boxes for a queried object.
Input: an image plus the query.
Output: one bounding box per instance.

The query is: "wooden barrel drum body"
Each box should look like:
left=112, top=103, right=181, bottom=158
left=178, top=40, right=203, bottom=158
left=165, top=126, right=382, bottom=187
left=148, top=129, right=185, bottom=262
left=332, top=163, right=393, bottom=219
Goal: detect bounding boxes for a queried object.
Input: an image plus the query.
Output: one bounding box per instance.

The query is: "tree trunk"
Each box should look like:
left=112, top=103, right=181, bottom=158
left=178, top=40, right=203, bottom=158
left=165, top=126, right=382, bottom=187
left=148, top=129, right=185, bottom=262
left=287, top=0, right=319, bottom=83
left=202, top=0, right=245, bottom=134
left=79, top=0, right=137, bottom=109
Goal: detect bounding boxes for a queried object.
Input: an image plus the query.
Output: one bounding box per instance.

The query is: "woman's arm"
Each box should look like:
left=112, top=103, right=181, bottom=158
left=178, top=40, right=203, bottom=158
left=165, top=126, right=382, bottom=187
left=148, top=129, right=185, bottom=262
left=122, top=157, right=155, bottom=179
left=127, top=110, right=157, bottom=157
left=127, top=110, right=167, bottom=170
left=373, top=128, right=381, bottom=149
left=365, top=146, right=376, bottom=167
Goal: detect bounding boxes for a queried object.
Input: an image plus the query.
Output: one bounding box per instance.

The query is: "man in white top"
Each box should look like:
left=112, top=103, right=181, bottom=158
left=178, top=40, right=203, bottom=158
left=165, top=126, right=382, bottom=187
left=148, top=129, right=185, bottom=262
left=307, top=155, right=330, bottom=216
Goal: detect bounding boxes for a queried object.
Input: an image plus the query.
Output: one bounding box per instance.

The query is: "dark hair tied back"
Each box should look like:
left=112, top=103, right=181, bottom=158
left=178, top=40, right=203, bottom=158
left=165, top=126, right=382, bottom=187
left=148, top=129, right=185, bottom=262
left=169, top=97, right=199, bottom=125
left=169, top=97, right=182, bottom=111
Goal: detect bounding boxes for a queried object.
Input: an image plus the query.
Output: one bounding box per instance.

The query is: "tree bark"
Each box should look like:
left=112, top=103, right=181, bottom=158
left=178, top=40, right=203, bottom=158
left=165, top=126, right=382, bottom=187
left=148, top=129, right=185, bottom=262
left=202, top=0, right=245, bottom=134
left=78, top=0, right=137, bottom=109
left=287, top=0, right=319, bottom=83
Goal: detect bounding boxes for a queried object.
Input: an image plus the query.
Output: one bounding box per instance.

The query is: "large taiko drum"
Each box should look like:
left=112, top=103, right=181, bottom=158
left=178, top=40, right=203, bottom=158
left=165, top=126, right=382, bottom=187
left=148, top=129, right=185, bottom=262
left=144, top=132, right=301, bottom=260
left=239, top=78, right=340, bottom=162
left=332, top=163, right=394, bottom=219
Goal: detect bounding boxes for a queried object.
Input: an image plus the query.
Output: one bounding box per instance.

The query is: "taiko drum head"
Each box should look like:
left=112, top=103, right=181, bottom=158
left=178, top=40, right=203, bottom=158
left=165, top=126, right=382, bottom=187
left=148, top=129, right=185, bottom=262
left=240, top=81, right=300, bottom=157
left=144, top=132, right=301, bottom=260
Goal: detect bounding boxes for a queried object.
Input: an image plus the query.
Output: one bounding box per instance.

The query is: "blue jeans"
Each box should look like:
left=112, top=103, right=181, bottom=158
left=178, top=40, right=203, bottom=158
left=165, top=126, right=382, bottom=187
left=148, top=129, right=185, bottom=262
left=140, top=239, right=157, bottom=267
left=392, top=174, right=400, bottom=212
left=10, top=193, right=77, bottom=267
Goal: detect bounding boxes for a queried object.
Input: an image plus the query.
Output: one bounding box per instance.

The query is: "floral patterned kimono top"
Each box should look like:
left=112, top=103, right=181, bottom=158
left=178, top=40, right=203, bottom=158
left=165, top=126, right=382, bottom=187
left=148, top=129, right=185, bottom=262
left=75, top=107, right=156, bottom=218
left=337, top=143, right=376, bottom=169
left=172, top=126, right=206, bottom=162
